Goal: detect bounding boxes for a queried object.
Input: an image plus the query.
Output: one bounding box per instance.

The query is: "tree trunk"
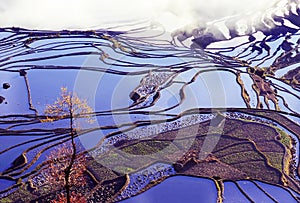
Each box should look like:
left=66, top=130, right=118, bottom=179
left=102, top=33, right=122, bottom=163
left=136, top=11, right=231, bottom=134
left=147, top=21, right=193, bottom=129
left=65, top=172, right=71, bottom=203
left=65, top=103, right=76, bottom=203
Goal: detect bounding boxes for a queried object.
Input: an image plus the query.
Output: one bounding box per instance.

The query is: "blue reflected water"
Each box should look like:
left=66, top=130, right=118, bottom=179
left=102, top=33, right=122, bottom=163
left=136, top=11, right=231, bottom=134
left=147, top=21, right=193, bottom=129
left=255, top=181, right=299, bottom=203
left=223, top=182, right=250, bottom=203
left=120, top=176, right=300, bottom=203
left=121, top=176, right=217, bottom=203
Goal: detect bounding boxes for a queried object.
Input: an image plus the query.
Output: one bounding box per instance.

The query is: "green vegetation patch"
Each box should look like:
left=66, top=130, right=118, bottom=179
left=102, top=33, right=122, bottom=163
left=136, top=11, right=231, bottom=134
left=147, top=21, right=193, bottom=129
left=276, top=128, right=292, bottom=148
left=265, top=152, right=283, bottom=172
left=214, top=143, right=254, bottom=158
left=121, top=140, right=171, bottom=155
left=219, top=151, right=264, bottom=164
left=0, top=198, right=12, bottom=203
left=233, top=161, right=281, bottom=183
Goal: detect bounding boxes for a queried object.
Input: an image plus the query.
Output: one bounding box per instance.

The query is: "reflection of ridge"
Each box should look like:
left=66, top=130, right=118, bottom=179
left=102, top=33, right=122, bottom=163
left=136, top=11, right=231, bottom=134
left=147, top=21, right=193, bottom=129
left=0, top=24, right=298, bottom=113
left=20, top=69, right=38, bottom=116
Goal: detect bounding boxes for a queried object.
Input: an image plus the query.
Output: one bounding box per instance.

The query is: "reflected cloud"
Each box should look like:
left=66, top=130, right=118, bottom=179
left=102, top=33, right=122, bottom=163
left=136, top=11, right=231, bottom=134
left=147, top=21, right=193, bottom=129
left=0, top=0, right=288, bottom=32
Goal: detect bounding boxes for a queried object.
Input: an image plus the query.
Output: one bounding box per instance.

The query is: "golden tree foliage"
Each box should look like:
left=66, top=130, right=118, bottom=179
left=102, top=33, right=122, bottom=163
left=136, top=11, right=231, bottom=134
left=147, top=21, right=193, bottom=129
left=43, top=87, right=94, bottom=125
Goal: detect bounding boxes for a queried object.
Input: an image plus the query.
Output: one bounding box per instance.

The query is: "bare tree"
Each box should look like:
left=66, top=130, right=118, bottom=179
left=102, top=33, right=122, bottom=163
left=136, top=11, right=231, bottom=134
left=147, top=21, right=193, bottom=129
left=43, top=87, right=94, bottom=203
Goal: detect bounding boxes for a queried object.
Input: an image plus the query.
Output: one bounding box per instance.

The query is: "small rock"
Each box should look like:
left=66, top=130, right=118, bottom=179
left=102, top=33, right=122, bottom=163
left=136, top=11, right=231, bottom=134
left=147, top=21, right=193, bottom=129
left=129, top=91, right=141, bottom=101
left=19, top=69, right=27, bottom=76
left=3, top=83, right=10, bottom=89
left=0, top=96, right=5, bottom=104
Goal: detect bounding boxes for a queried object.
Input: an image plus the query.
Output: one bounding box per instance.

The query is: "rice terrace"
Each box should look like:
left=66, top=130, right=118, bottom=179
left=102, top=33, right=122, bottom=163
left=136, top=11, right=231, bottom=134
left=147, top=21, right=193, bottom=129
left=0, top=0, right=300, bottom=202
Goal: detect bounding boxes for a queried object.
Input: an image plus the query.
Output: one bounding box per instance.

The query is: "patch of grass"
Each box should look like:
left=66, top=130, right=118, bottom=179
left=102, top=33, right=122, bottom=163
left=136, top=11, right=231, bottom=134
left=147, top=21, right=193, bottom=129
left=214, top=143, right=254, bottom=158
left=219, top=151, right=263, bottom=164
left=234, top=161, right=281, bottom=183
left=0, top=198, right=12, bottom=203
left=99, top=151, right=129, bottom=166
left=276, top=128, right=291, bottom=148
left=87, top=159, right=119, bottom=182
left=121, top=140, right=171, bottom=155
left=113, top=166, right=134, bottom=174
left=8, top=183, right=35, bottom=203
left=265, top=152, right=283, bottom=171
